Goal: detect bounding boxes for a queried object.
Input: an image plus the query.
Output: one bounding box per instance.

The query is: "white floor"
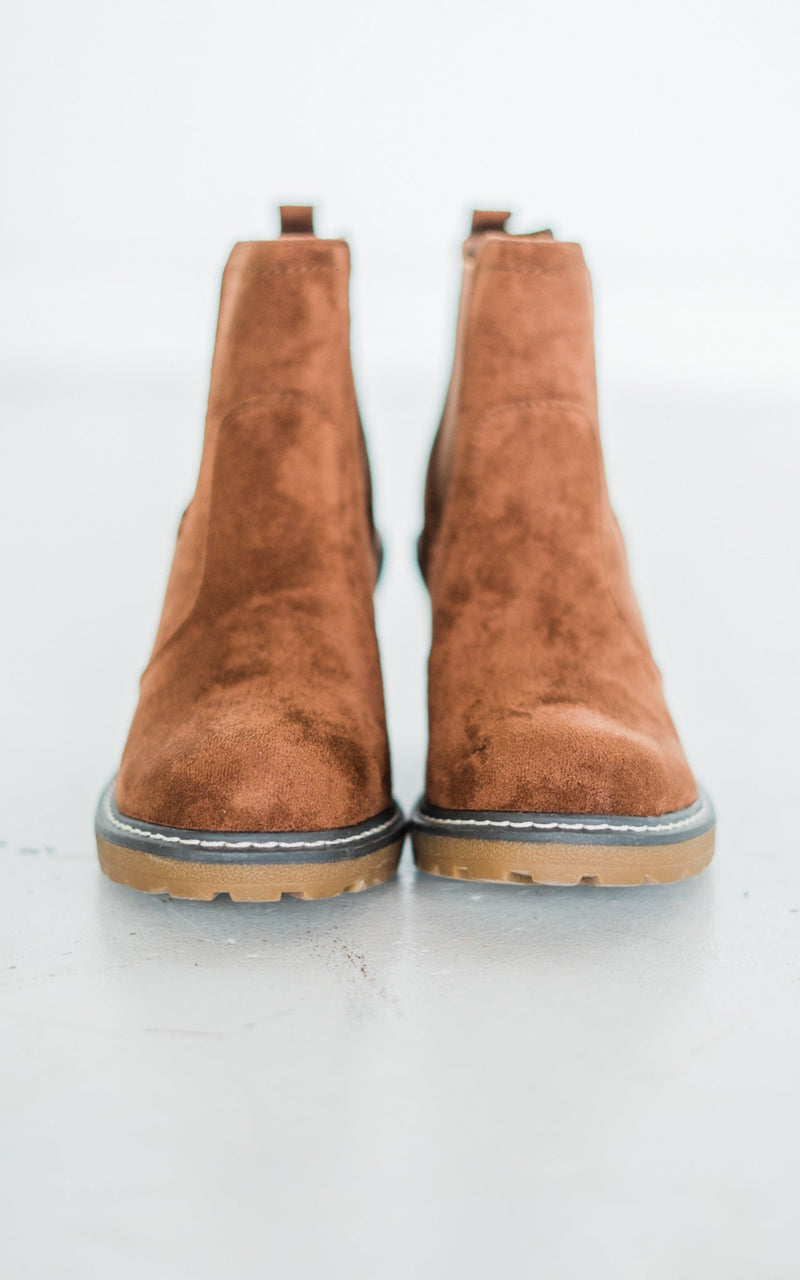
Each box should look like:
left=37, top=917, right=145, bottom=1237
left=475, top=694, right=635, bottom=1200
left=1, top=370, right=798, bottom=1279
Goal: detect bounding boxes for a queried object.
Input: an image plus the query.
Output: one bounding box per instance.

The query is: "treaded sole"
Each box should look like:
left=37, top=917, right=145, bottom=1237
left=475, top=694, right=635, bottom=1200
left=412, top=828, right=714, bottom=886
left=410, top=791, right=715, bottom=886
left=96, top=835, right=403, bottom=901
left=95, top=781, right=406, bottom=901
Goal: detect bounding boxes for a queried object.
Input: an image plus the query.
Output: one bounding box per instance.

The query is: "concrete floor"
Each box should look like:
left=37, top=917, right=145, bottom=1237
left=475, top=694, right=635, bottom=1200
left=1, top=371, right=798, bottom=1278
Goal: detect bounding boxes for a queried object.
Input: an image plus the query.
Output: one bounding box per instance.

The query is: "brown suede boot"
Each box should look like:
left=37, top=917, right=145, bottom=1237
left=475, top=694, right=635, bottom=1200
left=95, top=207, right=404, bottom=901
left=410, top=211, right=715, bottom=886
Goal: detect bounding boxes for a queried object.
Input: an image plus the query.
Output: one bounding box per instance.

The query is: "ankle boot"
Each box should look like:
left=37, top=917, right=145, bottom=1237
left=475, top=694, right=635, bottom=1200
left=410, top=211, right=714, bottom=886
left=95, top=207, right=404, bottom=901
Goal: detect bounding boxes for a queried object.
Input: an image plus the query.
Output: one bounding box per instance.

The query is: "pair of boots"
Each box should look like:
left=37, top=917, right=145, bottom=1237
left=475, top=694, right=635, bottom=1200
left=95, top=207, right=715, bottom=900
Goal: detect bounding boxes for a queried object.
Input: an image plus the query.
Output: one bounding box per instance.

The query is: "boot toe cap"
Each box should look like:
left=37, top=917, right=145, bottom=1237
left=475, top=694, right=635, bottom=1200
left=429, top=704, right=697, bottom=817
left=115, top=716, right=390, bottom=834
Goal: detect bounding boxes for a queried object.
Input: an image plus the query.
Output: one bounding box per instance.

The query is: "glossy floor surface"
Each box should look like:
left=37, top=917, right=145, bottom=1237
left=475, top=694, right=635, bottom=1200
left=1, top=372, right=798, bottom=1278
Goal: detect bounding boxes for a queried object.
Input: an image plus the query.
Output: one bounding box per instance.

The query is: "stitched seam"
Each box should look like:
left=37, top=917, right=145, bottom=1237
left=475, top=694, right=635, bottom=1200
left=432, top=397, right=590, bottom=576
left=465, top=400, right=654, bottom=661
left=476, top=263, right=585, bottom=279
left=417, top=796, right=709, bottom=835
left=427, top=397, right=593, bottom=580
left=223, top=266, right=340, bottom=276
left=147, top=390, right=339, bottom=666
left=103, top=789, right=399, bottom=852
left=474, top=397, right=593, bottom=426
left=437, top=398, right=655, bottom=664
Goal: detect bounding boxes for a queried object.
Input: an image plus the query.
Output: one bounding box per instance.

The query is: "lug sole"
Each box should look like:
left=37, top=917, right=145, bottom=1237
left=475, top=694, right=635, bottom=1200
left=410, top=790, right=715, bottom=886
left=96, top=834, right=403, bottom=901
left=94, top=781, right=406, bottom=901
left=412, top=828, right=714, bottom=886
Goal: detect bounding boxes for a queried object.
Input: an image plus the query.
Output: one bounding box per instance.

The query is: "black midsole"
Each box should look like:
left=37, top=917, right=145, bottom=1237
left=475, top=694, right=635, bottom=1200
left=410, top=790, right=715, bottom=847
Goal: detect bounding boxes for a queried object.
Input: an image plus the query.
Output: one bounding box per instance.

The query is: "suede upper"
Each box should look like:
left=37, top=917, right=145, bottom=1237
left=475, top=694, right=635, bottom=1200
left=420, top=222, right=698, bottom=817
left=116, top=230, right=392, bottom=833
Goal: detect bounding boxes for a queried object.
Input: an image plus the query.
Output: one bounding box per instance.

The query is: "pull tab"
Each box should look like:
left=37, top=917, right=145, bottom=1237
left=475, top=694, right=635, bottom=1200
left=279, top=206, right=315, bottom=236
left=471, top=210, right=511, bottom=234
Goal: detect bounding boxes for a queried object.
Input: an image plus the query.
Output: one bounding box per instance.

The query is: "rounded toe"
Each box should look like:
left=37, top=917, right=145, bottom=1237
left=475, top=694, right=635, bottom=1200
left=429, top=704, right=697, bottom=817
left=116, top=716, right=390, bottom=833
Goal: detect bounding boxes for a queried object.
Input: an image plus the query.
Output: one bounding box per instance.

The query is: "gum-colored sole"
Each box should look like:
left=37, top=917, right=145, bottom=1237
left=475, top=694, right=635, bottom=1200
left=412, top=828, right=714, bottom=887
left=97, top=835, right=403, bottom=902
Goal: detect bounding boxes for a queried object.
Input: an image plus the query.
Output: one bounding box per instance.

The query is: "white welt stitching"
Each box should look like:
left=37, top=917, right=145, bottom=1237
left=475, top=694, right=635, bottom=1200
left=416, top=795, right=710, bottom=835
left=102, top=788, right=399, bottom=852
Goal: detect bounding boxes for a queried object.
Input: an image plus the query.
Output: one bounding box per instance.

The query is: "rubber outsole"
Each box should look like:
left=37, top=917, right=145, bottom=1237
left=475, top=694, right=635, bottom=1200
left=95, top=782, right=406, bottom=902
left=410, top=792, right=715, bottom=886
left=96, top=834, right=404, bottom=901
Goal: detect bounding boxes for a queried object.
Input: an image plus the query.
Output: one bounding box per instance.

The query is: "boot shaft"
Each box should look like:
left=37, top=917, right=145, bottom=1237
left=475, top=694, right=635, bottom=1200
left=116, top=210, right=393, bottom=837
left=150, top=213, right=380, bottom=656
left=452, top=224, right=598, bottom=420
left=418, top=213, right=699, bottom=819
left=206, top=217, right=359, bottom=443
left=422, top=217, right=600, bottom=581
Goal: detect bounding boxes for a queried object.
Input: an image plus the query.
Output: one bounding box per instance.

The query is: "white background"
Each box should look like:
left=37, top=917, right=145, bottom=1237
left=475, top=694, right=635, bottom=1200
left=1, top=3, right=799, bottom=1277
